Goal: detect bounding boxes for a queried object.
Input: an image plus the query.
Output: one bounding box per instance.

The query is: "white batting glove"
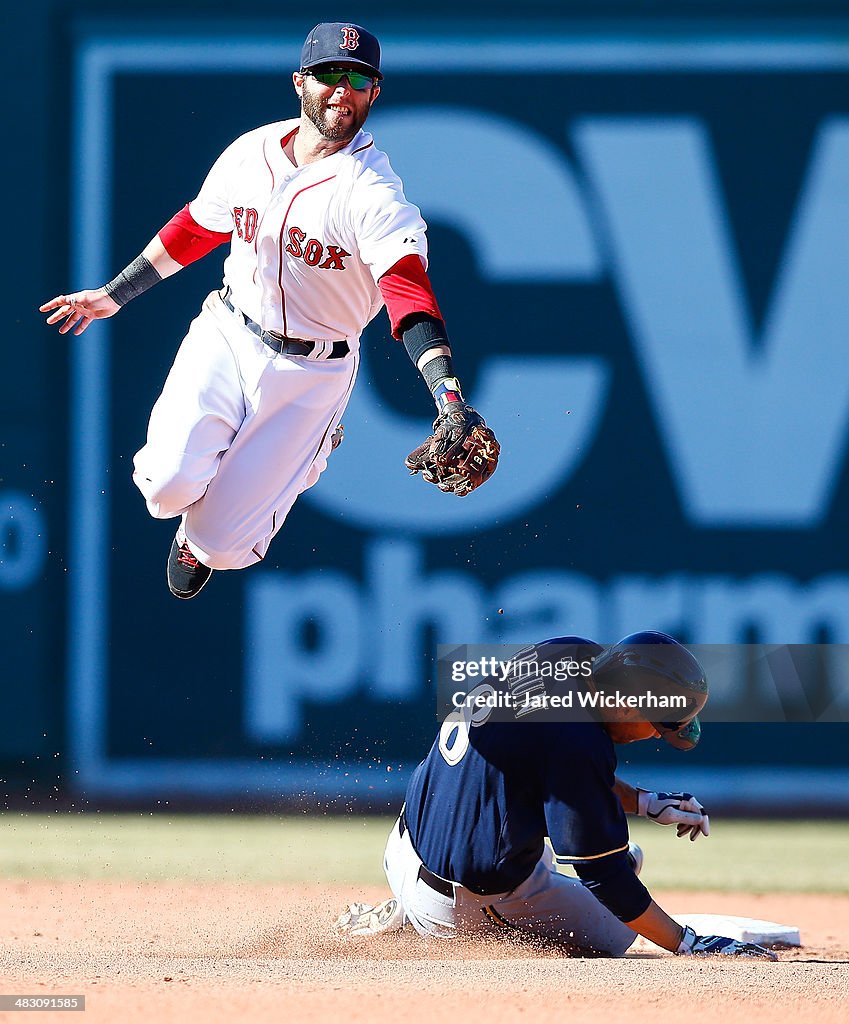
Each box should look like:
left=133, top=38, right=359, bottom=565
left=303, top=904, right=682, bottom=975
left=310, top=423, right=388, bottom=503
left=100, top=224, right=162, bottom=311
left=676, top=925, right=777, bottom=960
left=637, top=790, right=710, bottom=840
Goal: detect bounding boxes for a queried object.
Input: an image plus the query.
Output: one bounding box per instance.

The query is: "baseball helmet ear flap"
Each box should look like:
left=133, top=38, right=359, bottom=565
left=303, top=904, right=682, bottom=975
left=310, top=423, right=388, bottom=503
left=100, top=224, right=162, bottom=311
left=592, top=631, right=707, bottom=750
left=653, top=716, right=701, bottom=751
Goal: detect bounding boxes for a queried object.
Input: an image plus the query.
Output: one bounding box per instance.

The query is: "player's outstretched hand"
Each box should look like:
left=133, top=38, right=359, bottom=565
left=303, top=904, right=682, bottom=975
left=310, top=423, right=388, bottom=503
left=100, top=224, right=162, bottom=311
left=39, top=287, right=121, bottom=336
left=677, top=926, right=777, bottom=960
left=637, top=790, right=710, bottom=840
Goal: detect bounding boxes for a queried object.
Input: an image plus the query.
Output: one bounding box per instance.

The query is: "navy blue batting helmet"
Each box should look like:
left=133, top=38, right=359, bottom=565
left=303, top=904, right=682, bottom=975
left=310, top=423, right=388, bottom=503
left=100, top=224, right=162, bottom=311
left=591, top=631, right=708, bottom=749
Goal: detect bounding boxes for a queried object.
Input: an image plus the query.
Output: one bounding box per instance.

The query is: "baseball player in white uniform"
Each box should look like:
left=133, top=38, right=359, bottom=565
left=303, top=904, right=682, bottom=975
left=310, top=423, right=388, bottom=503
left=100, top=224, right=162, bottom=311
left=41, top=22, right=498, bottom=599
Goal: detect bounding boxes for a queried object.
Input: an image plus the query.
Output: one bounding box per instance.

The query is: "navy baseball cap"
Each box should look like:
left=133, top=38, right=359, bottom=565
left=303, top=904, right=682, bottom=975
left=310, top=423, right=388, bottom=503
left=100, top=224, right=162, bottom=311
left=300, top=23, right=383, bottom=80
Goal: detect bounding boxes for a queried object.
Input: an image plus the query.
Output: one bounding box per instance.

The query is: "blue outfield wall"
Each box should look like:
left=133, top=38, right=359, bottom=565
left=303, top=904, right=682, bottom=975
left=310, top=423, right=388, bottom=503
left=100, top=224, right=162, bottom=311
left=5, top=7, right=849, bottom=810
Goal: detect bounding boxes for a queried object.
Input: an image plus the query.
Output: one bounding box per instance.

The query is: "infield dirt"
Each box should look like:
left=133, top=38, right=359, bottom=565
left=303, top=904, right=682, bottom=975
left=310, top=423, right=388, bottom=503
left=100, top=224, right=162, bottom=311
left=2, top=881, right=847, bottom=1023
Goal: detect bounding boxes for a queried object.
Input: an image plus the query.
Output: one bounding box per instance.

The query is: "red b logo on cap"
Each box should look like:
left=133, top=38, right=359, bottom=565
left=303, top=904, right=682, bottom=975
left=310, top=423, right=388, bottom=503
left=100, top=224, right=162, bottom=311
left=340, top=27, right=360, bottom=50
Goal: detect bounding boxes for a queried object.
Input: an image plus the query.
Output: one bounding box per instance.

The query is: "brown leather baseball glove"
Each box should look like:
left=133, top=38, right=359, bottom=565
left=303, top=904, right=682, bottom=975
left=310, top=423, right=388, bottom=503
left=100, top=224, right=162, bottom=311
left=405, top=403, right=500, bottom=496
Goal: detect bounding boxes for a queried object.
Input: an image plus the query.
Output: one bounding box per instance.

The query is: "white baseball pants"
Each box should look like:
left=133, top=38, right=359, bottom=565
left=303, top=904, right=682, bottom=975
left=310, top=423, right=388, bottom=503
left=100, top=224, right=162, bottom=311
left=383, top=815, right=636, bottom=955
left=133, top=291, right=358, bottom=569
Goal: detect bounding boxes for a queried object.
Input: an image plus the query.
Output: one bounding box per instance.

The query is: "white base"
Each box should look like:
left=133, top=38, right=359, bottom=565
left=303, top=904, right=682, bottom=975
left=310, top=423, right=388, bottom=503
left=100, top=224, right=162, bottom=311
left=673, top=912, right=801, bottom=946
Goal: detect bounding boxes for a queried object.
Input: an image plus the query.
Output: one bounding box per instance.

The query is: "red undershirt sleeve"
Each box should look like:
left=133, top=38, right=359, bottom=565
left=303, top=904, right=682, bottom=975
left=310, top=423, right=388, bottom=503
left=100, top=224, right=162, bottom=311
left=158, top=204, right=232, bottom=267
left=378, top=254, right=444, bottom=339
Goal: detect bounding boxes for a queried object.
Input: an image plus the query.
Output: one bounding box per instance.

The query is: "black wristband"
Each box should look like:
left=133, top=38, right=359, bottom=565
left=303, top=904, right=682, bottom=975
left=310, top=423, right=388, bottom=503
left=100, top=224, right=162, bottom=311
left=104, top=254, right=162, bottom=307
left=420, top=354, right=455, bottom=392
left=400, top=313, right=450, bottom=365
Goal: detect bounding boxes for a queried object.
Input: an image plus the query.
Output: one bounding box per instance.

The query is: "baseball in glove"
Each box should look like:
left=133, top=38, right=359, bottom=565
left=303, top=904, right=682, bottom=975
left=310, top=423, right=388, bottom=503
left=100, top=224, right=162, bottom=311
left=405, top=402, right=500, bottom=496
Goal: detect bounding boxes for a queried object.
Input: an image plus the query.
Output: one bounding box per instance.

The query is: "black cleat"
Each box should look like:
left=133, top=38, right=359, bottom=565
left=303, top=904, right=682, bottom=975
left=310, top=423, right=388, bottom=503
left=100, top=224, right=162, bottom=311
left=167, top=528, right=213, bottom=600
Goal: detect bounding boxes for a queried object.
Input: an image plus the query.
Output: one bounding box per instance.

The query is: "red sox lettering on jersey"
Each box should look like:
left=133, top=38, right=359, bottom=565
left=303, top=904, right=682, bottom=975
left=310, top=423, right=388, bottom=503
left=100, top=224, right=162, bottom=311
left=285, top=228, right=351, bottom=271
left=233, top=207, right=258, bottom=243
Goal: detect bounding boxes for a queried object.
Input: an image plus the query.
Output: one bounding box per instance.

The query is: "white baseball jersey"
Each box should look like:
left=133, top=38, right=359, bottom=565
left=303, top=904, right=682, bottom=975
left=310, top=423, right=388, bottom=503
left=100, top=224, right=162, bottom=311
left=189, top=118, right=429, bottom=341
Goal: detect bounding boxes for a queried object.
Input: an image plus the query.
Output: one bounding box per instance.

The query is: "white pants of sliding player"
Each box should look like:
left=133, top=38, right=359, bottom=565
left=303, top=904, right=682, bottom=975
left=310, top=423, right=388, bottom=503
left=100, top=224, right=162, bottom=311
left=383, top=816, right=636, bottom=956
left=133, top=290, right=358, bottom=569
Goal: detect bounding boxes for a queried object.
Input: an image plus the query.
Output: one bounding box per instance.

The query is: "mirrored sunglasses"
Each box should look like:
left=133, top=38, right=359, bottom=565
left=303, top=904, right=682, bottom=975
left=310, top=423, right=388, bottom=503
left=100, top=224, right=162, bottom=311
left=307, top=68, right=376, bottom=91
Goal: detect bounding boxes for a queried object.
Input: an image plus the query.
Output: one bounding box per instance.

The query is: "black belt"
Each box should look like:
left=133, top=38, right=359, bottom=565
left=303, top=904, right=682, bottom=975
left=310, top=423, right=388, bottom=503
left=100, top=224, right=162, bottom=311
left=219, top=288, right=349, bottom=359
left=399, top=811, right=455, bottom=900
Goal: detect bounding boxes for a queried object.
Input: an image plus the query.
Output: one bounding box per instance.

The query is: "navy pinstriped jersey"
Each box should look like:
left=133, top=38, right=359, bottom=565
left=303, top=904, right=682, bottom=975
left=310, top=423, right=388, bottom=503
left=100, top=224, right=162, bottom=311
left=404, top=638, right=632, bottom=897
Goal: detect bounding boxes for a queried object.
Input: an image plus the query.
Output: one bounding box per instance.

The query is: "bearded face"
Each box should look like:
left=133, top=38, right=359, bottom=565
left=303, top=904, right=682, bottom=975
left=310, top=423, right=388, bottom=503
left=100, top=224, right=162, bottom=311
left=300, top=73, right=376, bottom=143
